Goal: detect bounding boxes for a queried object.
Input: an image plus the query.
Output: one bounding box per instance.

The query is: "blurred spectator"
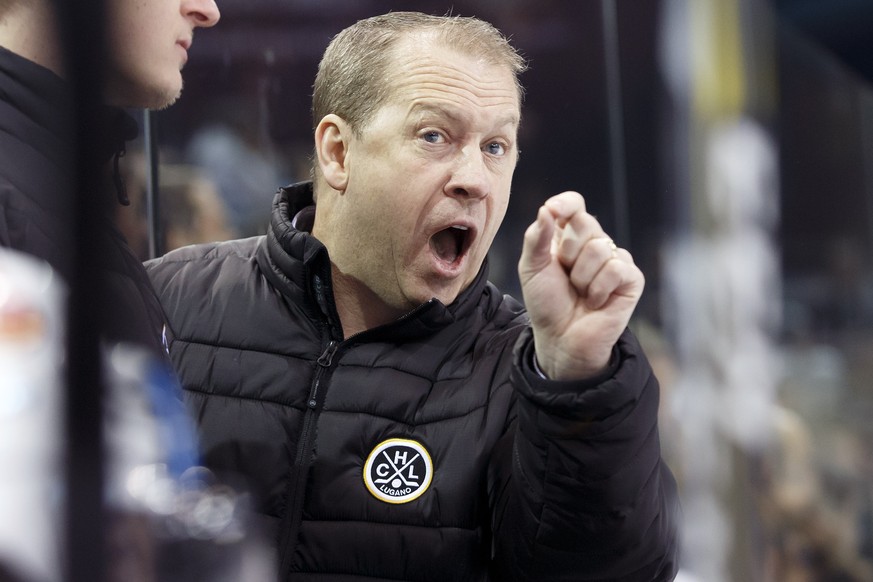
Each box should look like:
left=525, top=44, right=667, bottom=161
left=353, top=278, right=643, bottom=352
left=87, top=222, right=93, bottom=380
left=784, top=235, right=873, bottom=342
left=760, top=405, right=873, bottom=581
left=116, top=151, right=237, bottom=260
left=186, top=97, right=291, bottom=236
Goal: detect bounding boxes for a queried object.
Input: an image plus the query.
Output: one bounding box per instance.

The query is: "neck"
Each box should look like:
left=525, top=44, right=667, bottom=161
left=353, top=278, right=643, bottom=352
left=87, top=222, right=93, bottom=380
left=0, top=1, right=64, bottom=77
left=330, top=265, right=404, bottom=338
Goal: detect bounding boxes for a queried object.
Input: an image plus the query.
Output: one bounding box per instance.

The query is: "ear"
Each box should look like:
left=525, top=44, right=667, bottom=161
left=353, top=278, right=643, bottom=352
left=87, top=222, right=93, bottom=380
left=315, top=114, right=352, bottom=191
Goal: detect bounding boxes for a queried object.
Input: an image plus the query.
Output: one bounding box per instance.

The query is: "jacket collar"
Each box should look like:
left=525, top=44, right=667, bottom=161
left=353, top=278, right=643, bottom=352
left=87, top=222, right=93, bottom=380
left=260, top=181, right=492, bottom=341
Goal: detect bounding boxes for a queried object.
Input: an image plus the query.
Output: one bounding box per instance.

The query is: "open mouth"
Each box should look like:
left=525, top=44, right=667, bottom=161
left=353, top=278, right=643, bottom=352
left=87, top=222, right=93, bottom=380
left=429, top=225, right=472, bottom=266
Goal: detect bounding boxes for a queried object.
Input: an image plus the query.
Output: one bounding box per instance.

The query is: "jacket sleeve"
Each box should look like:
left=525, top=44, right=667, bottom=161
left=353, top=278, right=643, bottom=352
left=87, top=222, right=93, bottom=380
left=489, top=327, right=680, bottom=581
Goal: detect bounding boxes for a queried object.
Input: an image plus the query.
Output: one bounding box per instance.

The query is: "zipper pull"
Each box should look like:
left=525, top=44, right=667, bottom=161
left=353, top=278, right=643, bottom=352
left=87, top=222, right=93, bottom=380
left=308, top=341, right=338, bottom=409
left=317, top=341, right=338, bottom=368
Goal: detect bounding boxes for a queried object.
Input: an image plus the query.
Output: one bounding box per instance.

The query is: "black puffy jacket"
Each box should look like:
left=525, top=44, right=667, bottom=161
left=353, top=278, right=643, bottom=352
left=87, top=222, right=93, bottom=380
left=0, top=46, right=166, bottom=355
left=146, top=181, right=679, bottom=581
left=0, top=46, right=74, bottom=276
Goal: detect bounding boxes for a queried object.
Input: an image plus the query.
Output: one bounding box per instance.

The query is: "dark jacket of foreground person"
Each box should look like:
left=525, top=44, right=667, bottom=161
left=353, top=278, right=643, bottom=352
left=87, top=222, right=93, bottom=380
left=0, top=46, right=166, bottom=355
left=146, top=181, right=679, bottom=581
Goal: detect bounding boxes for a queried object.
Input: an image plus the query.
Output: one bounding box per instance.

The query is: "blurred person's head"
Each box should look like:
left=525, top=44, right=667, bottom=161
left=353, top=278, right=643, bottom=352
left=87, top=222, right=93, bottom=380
left=0, top=0, right=220, bottom=109
left=104, top=0, right=219, bottom=109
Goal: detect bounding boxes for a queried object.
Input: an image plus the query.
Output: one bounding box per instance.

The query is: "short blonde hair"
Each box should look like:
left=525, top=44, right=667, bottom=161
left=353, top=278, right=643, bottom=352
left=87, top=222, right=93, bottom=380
left=312, top=11, right=527, bottom=137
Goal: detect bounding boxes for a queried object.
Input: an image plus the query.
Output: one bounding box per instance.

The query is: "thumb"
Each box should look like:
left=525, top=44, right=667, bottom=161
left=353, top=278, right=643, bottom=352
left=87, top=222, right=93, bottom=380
left=518, top=205, right=555, bottom=281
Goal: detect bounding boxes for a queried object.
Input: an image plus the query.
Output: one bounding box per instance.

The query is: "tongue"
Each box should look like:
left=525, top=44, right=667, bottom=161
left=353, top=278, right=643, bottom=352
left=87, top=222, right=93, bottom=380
left=430, top=228, right=460, bottom=263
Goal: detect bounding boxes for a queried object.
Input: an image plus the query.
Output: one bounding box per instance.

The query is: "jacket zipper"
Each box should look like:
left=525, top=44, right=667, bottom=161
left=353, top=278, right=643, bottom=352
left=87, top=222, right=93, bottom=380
left=276, top=299, right=435, bottom=576
left=309, top=340, right=338, bottom=407
left=278, top=339, right=338, bottom=578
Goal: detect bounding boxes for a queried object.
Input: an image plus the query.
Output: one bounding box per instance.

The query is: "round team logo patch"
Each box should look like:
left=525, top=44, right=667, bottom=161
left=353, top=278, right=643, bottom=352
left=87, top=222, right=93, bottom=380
left=363, top=438, right=433, bottom=504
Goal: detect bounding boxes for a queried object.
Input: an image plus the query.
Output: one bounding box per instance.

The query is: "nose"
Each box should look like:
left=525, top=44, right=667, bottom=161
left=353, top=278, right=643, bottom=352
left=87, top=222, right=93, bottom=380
left=445, top=146, right=490, bottom=200
left=182, top=0, right=220, bottom=27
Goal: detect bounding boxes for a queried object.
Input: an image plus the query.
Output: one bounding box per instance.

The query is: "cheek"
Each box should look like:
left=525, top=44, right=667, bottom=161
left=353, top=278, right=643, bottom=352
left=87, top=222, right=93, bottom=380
left=474, top=196, right=509, bottom=259
left=108, top=28, right=156, bottom=80
left=107, top=4, right=171, bottom=63
left=488, top=193, right=511, bottom=232
left=495, top=191, right=511, bottom=218
left=107, top=4, right=148, bottom=49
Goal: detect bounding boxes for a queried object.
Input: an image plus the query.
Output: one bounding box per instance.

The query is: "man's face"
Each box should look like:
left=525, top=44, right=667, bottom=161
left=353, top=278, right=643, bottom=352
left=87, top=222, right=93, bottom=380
left=104, top=0, right=219, bottom=110
left=318, top=36, right=521, bottom=314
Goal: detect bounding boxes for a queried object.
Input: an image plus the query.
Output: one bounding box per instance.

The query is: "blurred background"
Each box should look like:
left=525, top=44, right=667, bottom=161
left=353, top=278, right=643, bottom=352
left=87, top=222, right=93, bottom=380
left=117, top=0, right=873, bottom=580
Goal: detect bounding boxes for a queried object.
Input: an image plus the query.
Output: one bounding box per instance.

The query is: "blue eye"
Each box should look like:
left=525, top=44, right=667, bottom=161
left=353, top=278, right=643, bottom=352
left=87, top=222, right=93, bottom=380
left=486, top=142, right=506, bottom=156
left=423, top=131, right=442, bottom=143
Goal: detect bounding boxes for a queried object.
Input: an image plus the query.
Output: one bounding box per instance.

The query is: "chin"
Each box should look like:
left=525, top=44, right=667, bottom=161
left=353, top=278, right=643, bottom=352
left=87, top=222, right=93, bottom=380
left=150, top=91, right=181, bottom=111
left=105, top=75, right=182, bottom=110
left=144, top=80, right=183, bottom=110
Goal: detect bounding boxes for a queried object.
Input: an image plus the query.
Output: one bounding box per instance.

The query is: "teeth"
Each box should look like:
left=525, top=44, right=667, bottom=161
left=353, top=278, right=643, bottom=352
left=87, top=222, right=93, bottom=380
left=451, top=225, right=469, bottom=231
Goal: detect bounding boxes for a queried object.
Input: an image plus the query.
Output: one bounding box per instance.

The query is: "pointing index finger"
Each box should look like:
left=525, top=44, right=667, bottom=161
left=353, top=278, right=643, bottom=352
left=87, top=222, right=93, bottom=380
left=543, top=191, right=587, bottom=224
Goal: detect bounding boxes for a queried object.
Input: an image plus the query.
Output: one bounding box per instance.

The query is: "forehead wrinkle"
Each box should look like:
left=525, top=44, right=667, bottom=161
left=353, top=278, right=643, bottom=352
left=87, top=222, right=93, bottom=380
left=410, top=78, right=517, bottom=105
left=395, top=62, right=514, bottom=96
left=392, top=71, right=519, bottom=124
left=386, top=45, right=518, bottom=98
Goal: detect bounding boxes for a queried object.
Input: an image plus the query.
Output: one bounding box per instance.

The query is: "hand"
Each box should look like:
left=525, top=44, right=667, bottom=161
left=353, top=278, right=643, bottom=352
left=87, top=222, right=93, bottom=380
left=518, top=191, right=644, bottom=381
